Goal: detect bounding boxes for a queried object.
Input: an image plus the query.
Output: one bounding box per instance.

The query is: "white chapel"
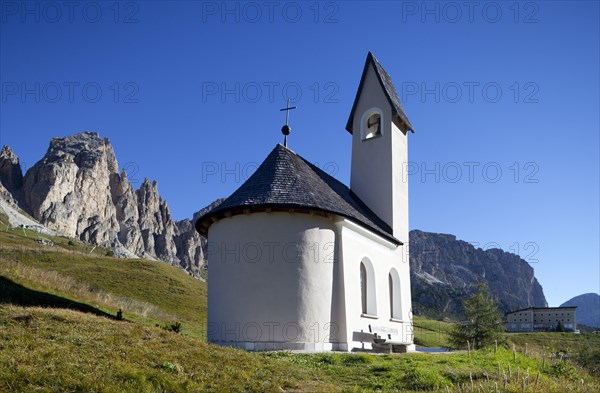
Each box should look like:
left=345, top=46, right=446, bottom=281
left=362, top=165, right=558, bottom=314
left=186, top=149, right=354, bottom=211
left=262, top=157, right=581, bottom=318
left=196, top=52, right=415, bottom=352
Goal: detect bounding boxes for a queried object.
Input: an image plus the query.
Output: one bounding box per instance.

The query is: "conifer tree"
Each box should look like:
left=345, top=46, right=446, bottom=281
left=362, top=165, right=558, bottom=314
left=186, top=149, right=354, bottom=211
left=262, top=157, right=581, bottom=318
left=449, top=283, right=505, bottom=350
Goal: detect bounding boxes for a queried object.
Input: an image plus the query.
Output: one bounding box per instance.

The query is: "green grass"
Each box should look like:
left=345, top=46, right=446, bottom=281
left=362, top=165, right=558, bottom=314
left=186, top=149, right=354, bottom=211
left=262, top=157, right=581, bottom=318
left=2, top=305, right=598, bottom=392
left=264, top=346, right=600, bottom=392
left=413, top=316, right=452, bottom=347
left=0, top=216, right=206, bottom=338
left=508, top=331, right=600, bottom=350
left=0, top=211, right=9, bottom=229
left=507, top=332, right=600, bottom=378
left=0, top=305, right=328, bottom=393
left=1, top=211, right=600, bottom=391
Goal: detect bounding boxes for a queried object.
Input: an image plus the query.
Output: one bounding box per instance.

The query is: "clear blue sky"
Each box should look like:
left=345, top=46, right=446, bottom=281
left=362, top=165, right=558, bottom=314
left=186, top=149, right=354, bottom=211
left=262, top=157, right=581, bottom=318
left=1, top=1, right=598, bottom=307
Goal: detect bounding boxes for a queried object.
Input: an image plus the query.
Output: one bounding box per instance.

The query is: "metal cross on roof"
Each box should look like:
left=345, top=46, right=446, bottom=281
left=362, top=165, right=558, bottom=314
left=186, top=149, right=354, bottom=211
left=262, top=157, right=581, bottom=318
left=280, top=98, right=296, bottom=148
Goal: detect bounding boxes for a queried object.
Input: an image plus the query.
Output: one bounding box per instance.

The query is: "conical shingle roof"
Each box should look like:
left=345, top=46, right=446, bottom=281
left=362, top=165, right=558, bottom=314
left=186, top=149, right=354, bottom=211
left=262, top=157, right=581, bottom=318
left=196, top=144, right=400, bottom=245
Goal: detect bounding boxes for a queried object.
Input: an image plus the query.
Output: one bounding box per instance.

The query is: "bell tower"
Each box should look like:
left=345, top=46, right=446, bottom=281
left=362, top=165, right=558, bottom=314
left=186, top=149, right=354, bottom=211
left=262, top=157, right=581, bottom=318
left=346, top=52, right=414, bottom=244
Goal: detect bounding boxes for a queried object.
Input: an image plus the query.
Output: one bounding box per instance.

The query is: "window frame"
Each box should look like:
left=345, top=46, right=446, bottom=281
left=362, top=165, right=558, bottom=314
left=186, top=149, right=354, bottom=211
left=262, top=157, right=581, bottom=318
left=360, top=258, right=378, bottom=318
left=360, top=107, right=384, bottom=141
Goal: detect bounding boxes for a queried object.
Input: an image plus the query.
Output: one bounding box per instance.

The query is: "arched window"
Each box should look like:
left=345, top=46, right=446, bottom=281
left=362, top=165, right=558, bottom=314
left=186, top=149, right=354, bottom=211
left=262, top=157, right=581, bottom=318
left=360, top=258, right=377, bottom=316
left=388, top=273, right=394, bottom=316
left=360, top=263, right=367, bottom=314
left=360, top=108, right=383, bottom=140
left=389, top=268, right=402, bottom=319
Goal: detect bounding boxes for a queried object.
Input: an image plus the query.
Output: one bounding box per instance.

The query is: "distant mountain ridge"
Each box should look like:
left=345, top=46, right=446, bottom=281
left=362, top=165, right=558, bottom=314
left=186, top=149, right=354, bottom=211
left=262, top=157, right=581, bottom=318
left=1, top=133, right=550, bottom=311
left=561, top=293, right=600, bottom=328
left=0, top=132, right=207, bottom=277
left=410, top=230, right=547, bottom=317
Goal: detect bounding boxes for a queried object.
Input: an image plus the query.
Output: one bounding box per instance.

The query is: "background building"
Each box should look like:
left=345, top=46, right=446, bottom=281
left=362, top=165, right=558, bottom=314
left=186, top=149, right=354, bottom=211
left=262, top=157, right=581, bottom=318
left=506, top=307, right=577, bottom=332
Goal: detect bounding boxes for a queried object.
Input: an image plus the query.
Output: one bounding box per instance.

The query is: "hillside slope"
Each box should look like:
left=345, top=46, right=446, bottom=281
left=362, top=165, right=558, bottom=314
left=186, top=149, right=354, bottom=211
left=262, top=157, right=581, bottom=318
left=0, top=212, right=206, bottom=337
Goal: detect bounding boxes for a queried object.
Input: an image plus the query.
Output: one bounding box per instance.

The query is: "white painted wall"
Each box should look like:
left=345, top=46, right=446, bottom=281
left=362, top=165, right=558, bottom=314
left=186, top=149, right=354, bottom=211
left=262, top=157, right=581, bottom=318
left=206, top=212, right=343, bottom=351
left=207, top=212, right=414, bottom=352
left=350, top=63, right=395, bottom=233
left=335, top=219, right=414, bottom=351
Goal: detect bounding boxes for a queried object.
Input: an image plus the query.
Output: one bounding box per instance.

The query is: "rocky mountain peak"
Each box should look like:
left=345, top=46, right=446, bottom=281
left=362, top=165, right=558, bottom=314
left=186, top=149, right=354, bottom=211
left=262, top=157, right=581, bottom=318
left=1, top=145, right=19, bottom=163
left=138, top=178, right=159, bottom=193
left=43, top=132, right=118, bottom=173
left=21, top=132, right=119, bottom=242
left=5, top=132, right=206, bottom=277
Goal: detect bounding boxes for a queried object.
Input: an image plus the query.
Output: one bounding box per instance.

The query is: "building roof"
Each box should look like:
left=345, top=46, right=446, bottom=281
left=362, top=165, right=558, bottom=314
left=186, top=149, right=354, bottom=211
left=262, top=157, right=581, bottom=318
left=195, top=144, right=401, bottom=245
left=346, top=52, right=414, bottom=133
left=506, top=306, right=577, bottom=315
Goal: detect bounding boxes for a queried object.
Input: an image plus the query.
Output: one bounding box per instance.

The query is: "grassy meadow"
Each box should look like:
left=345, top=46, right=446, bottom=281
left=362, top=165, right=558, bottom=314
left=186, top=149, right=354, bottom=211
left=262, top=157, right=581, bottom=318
left=0, top=219, right=206, bottom=338
left=1, top=212, right=599, bottom=392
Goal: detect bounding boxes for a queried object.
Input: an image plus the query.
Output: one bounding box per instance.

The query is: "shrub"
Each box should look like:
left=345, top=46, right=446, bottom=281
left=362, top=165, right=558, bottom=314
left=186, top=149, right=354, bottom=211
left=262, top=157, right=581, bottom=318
left=160, top=361, right=183, bottom=374
left=575, top=347, right=600, bottom=377
left=549, top=360, right=578, bottom=380
left=160, top=322, right=182, bottom=334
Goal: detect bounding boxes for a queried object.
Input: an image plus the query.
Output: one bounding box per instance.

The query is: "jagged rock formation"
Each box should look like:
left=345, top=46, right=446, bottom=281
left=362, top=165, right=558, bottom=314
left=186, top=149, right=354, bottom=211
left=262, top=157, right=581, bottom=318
left=136, top=178, right=179, bottom=263
left=174, top=219, right=203, bottom=276
left=1, top=132, right=206, bottom=277
left=0, top=181, right=18, bottom=208
left=561, top=293, right=600, bottom=328
left=174, top=198, right=225, bottom=277
left=22, top=133, right=120, bottom=245
left=0, top=146, right=24, bottom=201
left=410, top=230, right=547, bottom=318
left=110, top=169, right=144, bottom=255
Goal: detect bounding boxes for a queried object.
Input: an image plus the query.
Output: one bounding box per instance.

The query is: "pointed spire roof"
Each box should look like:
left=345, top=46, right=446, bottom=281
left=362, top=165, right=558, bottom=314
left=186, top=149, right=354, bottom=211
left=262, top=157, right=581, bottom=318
left=196, top=144, right=401, bottom=245
left=346, top=52, right=414, bottom=133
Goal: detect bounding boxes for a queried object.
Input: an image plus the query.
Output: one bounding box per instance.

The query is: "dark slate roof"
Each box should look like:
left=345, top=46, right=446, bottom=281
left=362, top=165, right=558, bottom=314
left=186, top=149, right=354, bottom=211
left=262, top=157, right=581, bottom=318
left=506, top=306, right=577, bottom=316
left=195, top=144, right=401, bottom=245
left=346, top=52, right=414, bottom=133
